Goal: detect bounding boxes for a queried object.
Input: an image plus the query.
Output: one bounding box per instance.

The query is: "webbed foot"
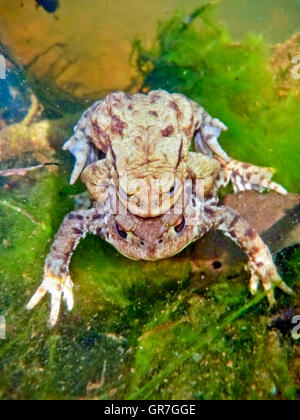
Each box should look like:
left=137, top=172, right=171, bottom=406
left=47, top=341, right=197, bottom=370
left=27, top=271, right=74, bottom=327
left=217, top=158, right=287, bottom=195
left=214, top=205, right=293, bottom=306
left=248, top=259, right=293, bottom=306
left=26, top=209, right=97, bottom=326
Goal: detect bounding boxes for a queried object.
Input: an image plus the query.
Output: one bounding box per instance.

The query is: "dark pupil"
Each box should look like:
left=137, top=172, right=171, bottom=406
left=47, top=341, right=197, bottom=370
left=174, top=216, right=185, bottom=233
left=116, top=224, right=127, bottom=239
left=169, top=183, right=176, bottom=197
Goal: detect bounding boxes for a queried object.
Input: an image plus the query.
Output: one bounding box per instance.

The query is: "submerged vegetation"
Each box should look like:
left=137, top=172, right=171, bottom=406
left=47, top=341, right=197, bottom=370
left=0, top=4, right=299, bottom=399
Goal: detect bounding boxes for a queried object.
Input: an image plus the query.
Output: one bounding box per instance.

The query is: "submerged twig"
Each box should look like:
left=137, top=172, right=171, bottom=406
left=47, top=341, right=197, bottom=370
left=0, top=200, right=39, bottom=225
left=182, top=1, right=221, bottom=32
left=0, top=162, right=60, bottom=177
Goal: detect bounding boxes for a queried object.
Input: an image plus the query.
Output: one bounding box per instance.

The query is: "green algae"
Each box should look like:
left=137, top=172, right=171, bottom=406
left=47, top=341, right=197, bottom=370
left=134, top=5, right=300, bottom=193
left=0, top=4, right=299, bottom=400
left=2, top=169, right=298, bottom=400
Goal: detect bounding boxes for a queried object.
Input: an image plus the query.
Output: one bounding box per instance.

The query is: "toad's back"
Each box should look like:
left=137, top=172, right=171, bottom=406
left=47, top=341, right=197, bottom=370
left=82, top=90, right=199, bottom=171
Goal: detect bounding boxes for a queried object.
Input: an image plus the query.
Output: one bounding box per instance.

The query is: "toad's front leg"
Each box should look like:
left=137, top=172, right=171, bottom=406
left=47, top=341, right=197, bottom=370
left=27, top=208, right=104, bottom=327
left=209, top=205, right=293, bottom=305
left=190, top=100, right=229, bottom=161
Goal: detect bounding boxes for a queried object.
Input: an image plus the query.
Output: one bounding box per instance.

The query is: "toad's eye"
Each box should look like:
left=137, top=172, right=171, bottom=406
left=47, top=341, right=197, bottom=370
left=168, top=180, right=179, bottom=197
left=174, top=216, right=185, bottom=234
left=116, top=223, right=128, bottom=240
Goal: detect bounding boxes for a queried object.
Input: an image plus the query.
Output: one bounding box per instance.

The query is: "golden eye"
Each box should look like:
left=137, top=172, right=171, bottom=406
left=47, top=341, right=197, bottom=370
left=116, top=223, right=128, bottom=240
left=174, top=216, right=185, bottom=234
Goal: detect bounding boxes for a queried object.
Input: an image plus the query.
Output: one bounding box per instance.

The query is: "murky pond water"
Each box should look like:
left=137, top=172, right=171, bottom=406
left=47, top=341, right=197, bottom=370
left=0, top=0, right=299, bottom=401
left=0, top=0, right=299, bottom=95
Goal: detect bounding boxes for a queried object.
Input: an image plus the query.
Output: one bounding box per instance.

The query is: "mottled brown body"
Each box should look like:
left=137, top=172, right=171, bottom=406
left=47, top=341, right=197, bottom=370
left=63, top=90, right=229, bottom=217
left=27, top=90, right=292, bottom=326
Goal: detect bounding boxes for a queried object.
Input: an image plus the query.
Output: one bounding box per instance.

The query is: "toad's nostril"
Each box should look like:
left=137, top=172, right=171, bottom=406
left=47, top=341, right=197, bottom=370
left=158, top=239, right=163, bottom=245
left=140, top=241, right=145, bottom=247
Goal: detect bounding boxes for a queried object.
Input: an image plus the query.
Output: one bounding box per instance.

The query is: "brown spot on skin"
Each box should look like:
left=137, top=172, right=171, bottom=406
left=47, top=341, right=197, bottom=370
left=96, top=228, right=102, bottom=236
left=204, top=207, right=215, bottom=217
left=134, top=136, right=143, bottom=150
left=242, top=163, right=251, bottom=169
left=183, top=119, right=194, bottom=137
left=251, top=246, right=260, bottom=255
left=92, top=120, right=110, bottom=142
left=76, top=215, right=84, bottom=220
left=149, top=110, right=158, bottom=117
left=257, top=262, right=264, bottom=268
left=246, top=173, right=252, bottom=181
left=259, top=175, right=267, bottom=183
left=90, top=102, right=99, bottom=113
left=161, top=125, right=174, bottom=137
left=229, top=230, right=237, bottom=238
left=245, top=228, right=256, bottom=240
left=60, top=267, right=68, bottom=275
left=56, top=284, right=62, bottom=291
left=230, top=215, right=239, bottom=228
left=93, top=214, right=102, bottom=220
left=73, top=228, right=83, bottom=235
left=150, top=94, right=161, bottom=103
left=68, top=213, right=75, bottom=220
left=111, top=94, right=121, bottom=104
left=169, top=101, right=179, bottom=111
left=38, top=286, right=46, bottom=294
left=128, top=104, right=134, bottom=110
left=92, top=165, right=99, bottom=175
left=111, top=115, right=127, bottom=135
left=232, top=171, right=239, bottom=178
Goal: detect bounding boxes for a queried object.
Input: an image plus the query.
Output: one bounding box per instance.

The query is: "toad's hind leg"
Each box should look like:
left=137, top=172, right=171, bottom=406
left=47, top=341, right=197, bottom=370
left=27, top=208, right=99, bottom=327
left=212, top=206, right=293, bottom=305
left=216, top=158, right=287, bottom=195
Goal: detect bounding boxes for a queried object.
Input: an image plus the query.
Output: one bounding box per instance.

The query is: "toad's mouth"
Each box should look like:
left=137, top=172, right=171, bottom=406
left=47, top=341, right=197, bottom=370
left=115, top=242, right=192, bottom=262
left=109, top=234, right=195, bottom=262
